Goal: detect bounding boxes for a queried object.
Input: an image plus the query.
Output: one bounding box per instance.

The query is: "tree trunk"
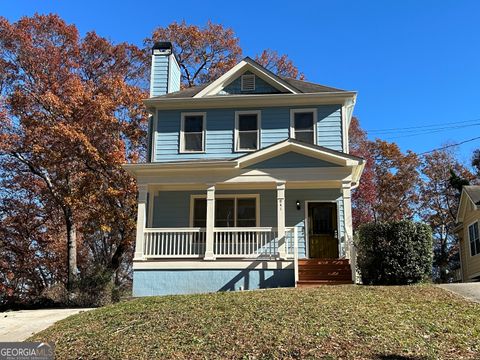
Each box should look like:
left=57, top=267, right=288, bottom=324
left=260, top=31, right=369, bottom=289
left=64, top=206, right=77, bottom=292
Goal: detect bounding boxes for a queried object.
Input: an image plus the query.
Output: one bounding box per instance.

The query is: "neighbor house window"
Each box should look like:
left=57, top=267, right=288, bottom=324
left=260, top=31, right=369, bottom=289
left=235, top=111, right=260, bottom=151
left=469, top=221, right=480, bottom=256
left=192, top=196, right=258, bottom=227
left=181, top=112, right=206, bottom=152
left=290, top=109, right=317, bottom=145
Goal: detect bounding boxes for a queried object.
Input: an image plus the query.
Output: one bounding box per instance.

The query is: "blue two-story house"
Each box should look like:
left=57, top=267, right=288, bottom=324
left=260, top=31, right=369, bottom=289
left=124, top=42, right=365, bottom=296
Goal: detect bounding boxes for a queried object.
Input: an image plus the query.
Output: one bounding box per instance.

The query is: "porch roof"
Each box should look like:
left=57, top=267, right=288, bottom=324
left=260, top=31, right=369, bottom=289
left=123, top=139, right=365, bottom=188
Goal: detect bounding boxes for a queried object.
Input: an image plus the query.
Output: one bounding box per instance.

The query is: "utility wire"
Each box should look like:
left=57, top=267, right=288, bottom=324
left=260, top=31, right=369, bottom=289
left=417, top=136, right=480, bottom=156
left=367, top=117, right=480, bottom=134
left=382, top=123, right=480, bottom=140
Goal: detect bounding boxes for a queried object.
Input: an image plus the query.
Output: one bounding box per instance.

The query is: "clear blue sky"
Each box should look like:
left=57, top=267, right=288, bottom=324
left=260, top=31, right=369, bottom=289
left=2, top=0, right=480, bottom=163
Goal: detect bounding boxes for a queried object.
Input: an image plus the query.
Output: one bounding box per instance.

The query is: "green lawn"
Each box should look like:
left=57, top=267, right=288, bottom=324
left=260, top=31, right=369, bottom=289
left=31, top=285, right=480, bottom=359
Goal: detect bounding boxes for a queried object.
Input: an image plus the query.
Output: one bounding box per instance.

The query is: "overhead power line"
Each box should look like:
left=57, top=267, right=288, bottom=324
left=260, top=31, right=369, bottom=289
left=417, top=135, right=480, bottom=156
left=367, top=117, right=480, bottom=134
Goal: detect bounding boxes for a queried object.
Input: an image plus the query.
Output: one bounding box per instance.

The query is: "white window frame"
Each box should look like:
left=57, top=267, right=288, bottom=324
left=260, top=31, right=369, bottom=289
left=241, top=74, right=256, bottom=91
left=189, top=194, right=260, bottom=228
left=290, top=108, right=318, bottom=145
left=234, top=110, right=261, bottom=152
left=468, top=220, right=480, bottom=257
left=180, top=112, right=206, bottom=153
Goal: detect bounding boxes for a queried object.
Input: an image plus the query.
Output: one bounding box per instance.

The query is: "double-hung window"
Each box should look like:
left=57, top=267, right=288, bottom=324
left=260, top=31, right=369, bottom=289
left=290, top=109, right=317, bottom=145
left=469, top=221, right=480, bottom=256
left=235, top=111, right=260, bottom=151
left=192, top=196, right=258, bottom=228
left=181, top=112, right=206, bottom=152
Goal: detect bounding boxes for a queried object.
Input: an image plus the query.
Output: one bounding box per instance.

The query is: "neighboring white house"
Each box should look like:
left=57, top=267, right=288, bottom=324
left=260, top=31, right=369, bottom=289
left=455, top=185, right=480, bottom=282
left=123, top=42, right=365, bottom=296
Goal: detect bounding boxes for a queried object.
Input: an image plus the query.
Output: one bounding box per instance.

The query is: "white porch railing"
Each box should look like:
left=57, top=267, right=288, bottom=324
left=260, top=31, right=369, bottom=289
left=143, top=228, right=206, bottom=258
left=142, top=226, right=300, bottom=261
left=213, top=227, right=279, bottom=258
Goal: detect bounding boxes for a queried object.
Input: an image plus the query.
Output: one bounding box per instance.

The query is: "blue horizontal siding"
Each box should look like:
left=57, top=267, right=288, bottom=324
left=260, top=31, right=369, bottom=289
left=154, top=105, right=343, bottom=162
left=168, top=56, right=181, bottom=93
left=221, top=71, right=280, bottom=95
left=133, top=268, right=294, bottom=296
left=150, top=188, right=346, bottom=259
left=151, top=56, right=169, bottom=97
left=246, top=152, right=341, bottom=169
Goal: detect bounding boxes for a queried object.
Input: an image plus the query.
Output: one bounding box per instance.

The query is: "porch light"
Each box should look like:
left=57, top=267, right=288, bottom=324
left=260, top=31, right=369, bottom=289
left=296, top=200, right=301, bottom=210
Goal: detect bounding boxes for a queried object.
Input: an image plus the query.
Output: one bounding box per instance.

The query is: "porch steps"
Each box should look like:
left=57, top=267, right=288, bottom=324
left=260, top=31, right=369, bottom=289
left=297, top=259, right=353, bottom=287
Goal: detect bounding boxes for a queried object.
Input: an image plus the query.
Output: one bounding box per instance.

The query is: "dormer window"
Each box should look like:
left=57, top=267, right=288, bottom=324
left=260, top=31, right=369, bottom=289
left=235, top=111, right=261, bottom=152
left=290, top=109, right=318, bottom=145
left=241, top=74, right=255, bottom=91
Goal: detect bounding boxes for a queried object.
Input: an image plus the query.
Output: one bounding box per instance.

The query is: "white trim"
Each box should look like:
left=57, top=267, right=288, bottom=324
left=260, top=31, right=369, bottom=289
left=193, top=58, right=299, bottom=98
left=234, top=110, right=261, bottom=152
left=467, top=220, right=480, bottom=257
left=189, top=194, right=261, bottom=228
left=145, top=92, right=357, bottom=110
left=149, top=54, right=155, bottom=97
left=304, top=200, right=341, bottom=259
left=150, top=112, right=158, bottom=162
left=289, top=108, right=318, bottom=145
left=133, top=259, right=293, bottom=270
left=180, top=112, right=206, bottom=153
left=237, top=139, right=363, bottom=168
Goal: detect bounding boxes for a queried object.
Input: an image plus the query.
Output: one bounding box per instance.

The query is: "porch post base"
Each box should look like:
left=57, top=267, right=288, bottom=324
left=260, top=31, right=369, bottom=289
left=203, top=251, right=216, bottom=261
left=134, top=252, right=145, bottom=261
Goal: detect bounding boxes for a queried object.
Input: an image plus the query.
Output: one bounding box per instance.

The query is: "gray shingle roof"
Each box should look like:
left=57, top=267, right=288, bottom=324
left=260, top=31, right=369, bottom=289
left=151, top=75, right=348, bottom=100
left=464, top=185, right=480, bottom=205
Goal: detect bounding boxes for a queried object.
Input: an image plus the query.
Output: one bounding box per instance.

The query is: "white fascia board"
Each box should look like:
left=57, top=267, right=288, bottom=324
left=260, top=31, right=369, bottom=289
left=144, top=92, right=357, bottom=110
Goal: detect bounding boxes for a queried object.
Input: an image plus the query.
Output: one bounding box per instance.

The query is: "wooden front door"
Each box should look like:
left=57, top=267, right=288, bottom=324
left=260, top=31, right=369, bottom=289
left=307, top=202, right=338, bottom=258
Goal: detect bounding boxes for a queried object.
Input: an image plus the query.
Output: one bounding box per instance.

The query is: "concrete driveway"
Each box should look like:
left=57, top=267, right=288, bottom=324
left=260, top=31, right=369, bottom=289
left=0, top=308, right=91, bottom=341
left=438, top=283, right=480, bottom=303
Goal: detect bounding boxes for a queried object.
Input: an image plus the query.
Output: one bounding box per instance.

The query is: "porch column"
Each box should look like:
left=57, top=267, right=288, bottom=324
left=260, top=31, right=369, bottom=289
left=204, top=184, right=216, bottom=260
left=342, top=183, right=356, bottom=282
left=134, top=184, right=148, bottom=260
left=277, top=181, right=287, bottom=259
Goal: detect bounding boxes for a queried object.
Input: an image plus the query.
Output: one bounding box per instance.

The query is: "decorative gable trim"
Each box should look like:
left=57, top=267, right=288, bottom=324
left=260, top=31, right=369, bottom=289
left=236, top=139, right=364, bottom=169
left=194, top=58, right=299, bottom=98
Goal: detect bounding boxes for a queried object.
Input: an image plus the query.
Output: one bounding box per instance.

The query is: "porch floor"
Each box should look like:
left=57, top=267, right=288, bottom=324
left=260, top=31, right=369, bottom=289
left=297, top=259, right=353, bottom=286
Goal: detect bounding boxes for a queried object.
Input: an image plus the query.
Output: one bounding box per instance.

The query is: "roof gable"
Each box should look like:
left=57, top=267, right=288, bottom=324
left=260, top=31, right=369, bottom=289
left=237, top=139, right=364, bottom=169
left=194, top=57, right=299, bottom=98
left=245, top=151, right=342, bottom=169
left=456, top=185, right=480, bottom=223
left=219, top=71, right=281, bottom=95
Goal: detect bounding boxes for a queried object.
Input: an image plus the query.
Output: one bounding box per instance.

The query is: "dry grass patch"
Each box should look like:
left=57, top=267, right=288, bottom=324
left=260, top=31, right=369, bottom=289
left=31, top=285, right=480, bottom=359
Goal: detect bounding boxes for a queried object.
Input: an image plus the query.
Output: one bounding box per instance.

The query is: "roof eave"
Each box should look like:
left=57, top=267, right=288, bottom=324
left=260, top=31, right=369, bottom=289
left=144, top=91, right=357, bottom=109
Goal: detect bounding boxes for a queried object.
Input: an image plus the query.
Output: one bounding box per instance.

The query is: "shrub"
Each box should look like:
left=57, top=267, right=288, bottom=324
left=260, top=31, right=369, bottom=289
left=356, top=220, right=433, bottom=285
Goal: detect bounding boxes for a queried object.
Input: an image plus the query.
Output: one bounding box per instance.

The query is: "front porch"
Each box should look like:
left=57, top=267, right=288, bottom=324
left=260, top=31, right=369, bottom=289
left=124, top=140, right=364, bottom=295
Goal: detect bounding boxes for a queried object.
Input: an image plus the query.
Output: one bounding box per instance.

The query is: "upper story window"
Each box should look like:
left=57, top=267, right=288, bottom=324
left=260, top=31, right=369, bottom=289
left=180, top=112, right=206, bottom=153
left=469, top=221, right=480, bottom=256
left=235, top=111, right=261, bottom=152
left=290, top=109, right=317, bottom=145
left=241, top=74, right=255, bottom=91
